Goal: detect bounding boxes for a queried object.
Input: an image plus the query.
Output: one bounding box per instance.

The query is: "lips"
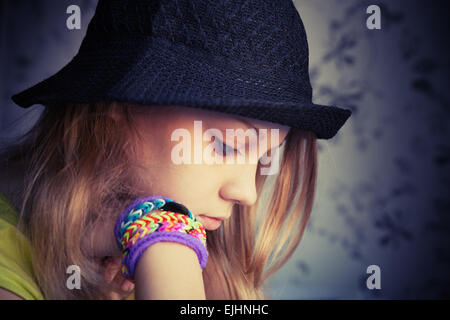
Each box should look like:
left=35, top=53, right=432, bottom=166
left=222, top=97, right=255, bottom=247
left=197, top=214, right=224, bottom=230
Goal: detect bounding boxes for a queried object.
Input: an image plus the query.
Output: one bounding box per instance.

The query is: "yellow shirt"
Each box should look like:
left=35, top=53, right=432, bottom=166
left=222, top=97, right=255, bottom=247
left=0, top=192, right=44, bottom=299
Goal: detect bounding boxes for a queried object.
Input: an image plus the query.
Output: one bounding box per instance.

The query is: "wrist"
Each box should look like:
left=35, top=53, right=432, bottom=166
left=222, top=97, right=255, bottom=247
left=124, top=230, right=209, bottom=278
left=135, top=242, right=206, bottom=300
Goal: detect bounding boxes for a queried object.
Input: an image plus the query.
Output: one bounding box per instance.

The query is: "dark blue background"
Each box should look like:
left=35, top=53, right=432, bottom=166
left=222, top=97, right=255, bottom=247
left=0, top=0, right=449, bottom=299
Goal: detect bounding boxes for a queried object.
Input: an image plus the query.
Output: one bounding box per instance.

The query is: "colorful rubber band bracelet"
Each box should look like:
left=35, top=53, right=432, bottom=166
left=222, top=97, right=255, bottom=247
left=114, top=196, right=208, bottom=280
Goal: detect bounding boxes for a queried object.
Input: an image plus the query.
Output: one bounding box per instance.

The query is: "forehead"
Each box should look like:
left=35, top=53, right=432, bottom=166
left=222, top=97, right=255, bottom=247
left=175, top=106, right=290, bottom=132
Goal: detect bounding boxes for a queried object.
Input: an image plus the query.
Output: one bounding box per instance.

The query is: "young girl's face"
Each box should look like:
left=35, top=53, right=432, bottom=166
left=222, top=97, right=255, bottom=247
left=131, top=105, right=290, bottom=228
left=91, top=105, right=289, bottom=297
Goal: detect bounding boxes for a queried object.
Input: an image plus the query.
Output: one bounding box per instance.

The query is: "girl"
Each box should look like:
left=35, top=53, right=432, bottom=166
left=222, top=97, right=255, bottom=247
left=0, top=0, right=351, bottom=300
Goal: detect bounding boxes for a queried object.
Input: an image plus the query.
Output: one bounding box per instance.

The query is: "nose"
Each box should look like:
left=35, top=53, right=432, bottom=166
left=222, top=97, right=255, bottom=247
left=218, top=166, right=258, bottom=206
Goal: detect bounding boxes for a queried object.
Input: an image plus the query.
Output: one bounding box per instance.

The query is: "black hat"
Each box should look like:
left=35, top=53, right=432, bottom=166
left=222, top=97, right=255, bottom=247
left=11, top=0, right=352, bottom=139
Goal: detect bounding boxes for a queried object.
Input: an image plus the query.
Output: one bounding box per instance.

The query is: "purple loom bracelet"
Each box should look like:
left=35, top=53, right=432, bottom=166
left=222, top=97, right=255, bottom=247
left=125, top=231, right=209, bottom=279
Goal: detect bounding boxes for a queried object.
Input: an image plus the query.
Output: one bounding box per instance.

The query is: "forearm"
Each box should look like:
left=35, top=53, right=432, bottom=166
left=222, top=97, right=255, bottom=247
left=134, top=242, right=206, bottom=300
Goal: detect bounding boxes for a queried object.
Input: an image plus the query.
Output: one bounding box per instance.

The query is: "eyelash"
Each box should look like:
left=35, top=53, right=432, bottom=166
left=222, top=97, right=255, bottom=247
left=212, top=137, right=286, bottom=157
left=213, top=137, right=241, bottom=156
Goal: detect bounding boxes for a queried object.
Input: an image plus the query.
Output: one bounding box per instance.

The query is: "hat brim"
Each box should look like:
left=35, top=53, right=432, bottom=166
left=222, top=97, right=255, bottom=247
left=11, top=36, right=352, bottom=139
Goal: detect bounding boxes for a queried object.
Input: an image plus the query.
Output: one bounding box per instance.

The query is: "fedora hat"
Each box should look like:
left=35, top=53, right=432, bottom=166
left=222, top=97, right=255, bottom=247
left=11, top=0, right=352, bottom=139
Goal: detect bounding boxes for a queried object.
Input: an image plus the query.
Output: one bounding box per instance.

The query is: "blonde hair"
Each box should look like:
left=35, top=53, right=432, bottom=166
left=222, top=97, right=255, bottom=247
left=1, top=101, right=317, bottom=299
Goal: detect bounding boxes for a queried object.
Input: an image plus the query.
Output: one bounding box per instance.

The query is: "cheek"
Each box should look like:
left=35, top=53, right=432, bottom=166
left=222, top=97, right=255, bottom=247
left=157, top=166, right=215, bottom=201
left=132, top=130, right=225, bottom=212
left=137, top=162, right=222, bottom=213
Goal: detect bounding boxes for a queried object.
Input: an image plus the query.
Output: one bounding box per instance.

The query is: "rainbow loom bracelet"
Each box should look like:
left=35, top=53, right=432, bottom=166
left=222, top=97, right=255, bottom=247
left=114, top=195, right=208, bottom=280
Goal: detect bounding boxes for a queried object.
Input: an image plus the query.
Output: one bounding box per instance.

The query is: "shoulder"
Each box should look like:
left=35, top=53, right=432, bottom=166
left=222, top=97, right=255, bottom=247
left=0, top=193, right=44, bottom=300
left=0, top=287, right=23, bottom=300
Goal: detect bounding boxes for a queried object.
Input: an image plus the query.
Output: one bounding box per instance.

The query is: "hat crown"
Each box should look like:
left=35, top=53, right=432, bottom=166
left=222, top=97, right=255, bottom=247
left=11, top=0, right=352, bottom=139
left=86, top=0, right=312, bottom=101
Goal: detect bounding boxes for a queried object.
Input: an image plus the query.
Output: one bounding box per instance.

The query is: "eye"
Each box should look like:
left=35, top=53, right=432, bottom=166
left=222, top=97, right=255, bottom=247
left=213, top=136, right=241, bottom=156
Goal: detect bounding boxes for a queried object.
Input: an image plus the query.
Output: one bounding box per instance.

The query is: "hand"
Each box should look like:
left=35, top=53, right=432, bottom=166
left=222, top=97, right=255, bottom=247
left=95, top=256, right=135, bottom=300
